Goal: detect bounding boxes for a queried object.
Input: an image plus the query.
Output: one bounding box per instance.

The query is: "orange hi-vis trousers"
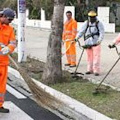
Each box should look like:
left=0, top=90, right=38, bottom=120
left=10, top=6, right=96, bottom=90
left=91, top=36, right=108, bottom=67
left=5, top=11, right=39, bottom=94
left=65, top=41, right=76, bottom=65
left=86, top=45, right=101, bottom=73
left=0, top=65, right=8, bottom=107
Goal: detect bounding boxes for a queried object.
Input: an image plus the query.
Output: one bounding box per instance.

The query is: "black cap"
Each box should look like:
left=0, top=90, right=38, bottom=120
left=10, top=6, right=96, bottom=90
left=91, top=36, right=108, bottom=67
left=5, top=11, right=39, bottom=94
left=1, top=8, right=15, bottom=19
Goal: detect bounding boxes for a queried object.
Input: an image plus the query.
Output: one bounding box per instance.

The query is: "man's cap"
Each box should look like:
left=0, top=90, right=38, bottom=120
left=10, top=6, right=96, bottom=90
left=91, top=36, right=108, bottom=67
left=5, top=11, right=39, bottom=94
left=88, top=11, right=97, bottom=17
left=0, top=8, right=15, bottom=19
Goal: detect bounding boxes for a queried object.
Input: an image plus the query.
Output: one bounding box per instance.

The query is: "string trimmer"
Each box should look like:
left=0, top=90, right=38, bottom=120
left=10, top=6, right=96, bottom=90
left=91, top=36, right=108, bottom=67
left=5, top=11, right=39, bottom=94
left=93, top=45, right=120, bottom=95
left=71, top=41, right=84, bottom=79
left=71, top=43, right=100, bottom=79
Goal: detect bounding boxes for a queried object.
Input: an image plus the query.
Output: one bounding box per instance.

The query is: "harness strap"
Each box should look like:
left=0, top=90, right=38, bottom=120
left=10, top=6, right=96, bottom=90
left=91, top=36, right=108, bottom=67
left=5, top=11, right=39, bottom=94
left=84, top=20, right=99, bottom=41
left=84, top=32, right=99, bottom=40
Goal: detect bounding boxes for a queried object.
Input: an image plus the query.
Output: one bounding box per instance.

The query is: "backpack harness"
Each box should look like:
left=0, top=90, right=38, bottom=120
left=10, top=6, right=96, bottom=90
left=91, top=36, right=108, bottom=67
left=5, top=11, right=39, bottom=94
left=84, top=20, right=100, bottom=41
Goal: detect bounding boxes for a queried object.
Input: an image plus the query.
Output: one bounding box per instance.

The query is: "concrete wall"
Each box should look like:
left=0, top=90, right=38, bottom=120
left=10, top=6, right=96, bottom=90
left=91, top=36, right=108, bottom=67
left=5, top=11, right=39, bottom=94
left=12, top=6, right=115, bottom=33
left=63, top=6, right=75, bottom=22
left=97, top=7, right=115, bottom=33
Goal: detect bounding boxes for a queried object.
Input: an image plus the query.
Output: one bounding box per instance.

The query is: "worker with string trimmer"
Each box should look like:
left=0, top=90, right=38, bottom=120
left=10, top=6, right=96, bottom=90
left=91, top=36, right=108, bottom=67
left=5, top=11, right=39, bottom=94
left=92, top=34, right=120, bottom=95
left=75, top=10, right=104, bottom=76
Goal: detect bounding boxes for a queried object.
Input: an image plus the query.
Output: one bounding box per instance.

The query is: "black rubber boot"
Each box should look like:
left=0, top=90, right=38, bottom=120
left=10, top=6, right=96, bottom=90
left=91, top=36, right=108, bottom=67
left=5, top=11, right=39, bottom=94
left=85, top=71, right=93, bottom=74
left=65, top=63, right=70, bottom=66
left=94, top=73, right=99, bottom=76
left=0, top=107, right=9, bottom=113
left=69, top=65, right=76, bottom=67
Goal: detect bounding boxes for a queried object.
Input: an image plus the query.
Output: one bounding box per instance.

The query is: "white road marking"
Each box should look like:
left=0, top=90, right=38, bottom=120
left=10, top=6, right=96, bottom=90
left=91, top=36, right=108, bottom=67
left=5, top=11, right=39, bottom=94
left=0, top=101, right=33, bottom=120
left=7, top=85, right=27, bottom=99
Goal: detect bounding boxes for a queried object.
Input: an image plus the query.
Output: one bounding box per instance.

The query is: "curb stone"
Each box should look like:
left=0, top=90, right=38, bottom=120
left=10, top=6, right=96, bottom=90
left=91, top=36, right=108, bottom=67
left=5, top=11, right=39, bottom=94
left=8, top=66, right=113, bottom=120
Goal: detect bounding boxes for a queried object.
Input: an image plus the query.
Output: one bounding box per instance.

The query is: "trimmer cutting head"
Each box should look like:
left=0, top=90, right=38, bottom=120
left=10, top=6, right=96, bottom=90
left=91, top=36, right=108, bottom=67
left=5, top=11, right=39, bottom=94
left=92, top=86, right=110, bottom=95
left=71, top=72, right=84, bottom=79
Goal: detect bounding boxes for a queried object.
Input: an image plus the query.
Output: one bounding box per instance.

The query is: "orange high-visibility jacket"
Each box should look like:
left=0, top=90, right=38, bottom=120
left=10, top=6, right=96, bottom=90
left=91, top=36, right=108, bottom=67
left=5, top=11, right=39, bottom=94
left=62, top=18, right=77, bottom=41
left=0, top=22, right=16, bottom=65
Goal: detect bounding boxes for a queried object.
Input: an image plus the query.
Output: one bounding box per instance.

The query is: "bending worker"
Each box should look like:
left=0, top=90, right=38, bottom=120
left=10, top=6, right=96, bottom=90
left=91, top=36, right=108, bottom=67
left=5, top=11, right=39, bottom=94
left=75, top=10, right=104, bottom=76
left=62, top=11, right=77, bottom=67
left=0, top=8, right=16, bottom=113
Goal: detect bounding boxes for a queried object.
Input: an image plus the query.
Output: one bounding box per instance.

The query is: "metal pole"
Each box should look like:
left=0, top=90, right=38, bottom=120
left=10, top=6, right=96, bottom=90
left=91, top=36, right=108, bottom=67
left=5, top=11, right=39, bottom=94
left=17, top=0, right=26, bottom=62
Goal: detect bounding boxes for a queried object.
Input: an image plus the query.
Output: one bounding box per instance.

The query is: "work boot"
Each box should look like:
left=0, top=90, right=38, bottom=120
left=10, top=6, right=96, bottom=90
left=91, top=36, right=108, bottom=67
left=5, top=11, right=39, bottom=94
left=70, top=65, right=76, bottom=67
left=85, top=71, right=93, bottom=74
left=94, top=73, right=99, bottom=76
left=65, top=63, right=70, bottom=66
left=0, top=107, right=9, bottom=113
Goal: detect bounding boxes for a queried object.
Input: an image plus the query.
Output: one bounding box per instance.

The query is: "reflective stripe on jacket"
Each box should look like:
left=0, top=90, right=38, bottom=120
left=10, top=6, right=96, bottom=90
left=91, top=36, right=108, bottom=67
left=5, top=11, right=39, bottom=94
left=0, top=23, right=16, bottom=65
left=62, top=18, right=77, bottom=41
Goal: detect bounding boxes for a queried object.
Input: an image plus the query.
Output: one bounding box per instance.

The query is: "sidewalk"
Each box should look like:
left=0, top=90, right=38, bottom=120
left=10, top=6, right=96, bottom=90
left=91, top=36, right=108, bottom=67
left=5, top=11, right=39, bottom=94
left=25, top=27, right=120, bottom=89
left=8, top=67, right=113, bottom=120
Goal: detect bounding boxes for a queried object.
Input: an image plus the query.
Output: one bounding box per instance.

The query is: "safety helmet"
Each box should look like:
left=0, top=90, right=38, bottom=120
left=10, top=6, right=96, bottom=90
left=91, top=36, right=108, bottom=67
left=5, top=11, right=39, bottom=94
left=88, top=11, right=97, bottom=17
left=1, top=8, right=15, bottom=19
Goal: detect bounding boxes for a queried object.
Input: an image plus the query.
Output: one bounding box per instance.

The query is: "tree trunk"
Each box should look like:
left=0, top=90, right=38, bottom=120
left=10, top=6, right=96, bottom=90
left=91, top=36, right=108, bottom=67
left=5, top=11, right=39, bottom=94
left=42, top=0, right=65, bottom=85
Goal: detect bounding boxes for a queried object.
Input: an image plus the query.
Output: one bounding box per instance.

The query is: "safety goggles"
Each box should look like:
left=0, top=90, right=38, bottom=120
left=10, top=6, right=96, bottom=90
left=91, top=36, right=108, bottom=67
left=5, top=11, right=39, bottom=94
left=3, top=15, right=14, bottom=22
left=6, top=17, right=13, bottom=22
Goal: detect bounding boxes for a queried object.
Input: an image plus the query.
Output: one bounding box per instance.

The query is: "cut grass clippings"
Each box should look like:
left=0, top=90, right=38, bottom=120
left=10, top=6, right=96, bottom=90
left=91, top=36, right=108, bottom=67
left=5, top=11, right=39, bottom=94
left=50, top=81, right=120, bottom=119
left=10, top=53, right=120, bottom=120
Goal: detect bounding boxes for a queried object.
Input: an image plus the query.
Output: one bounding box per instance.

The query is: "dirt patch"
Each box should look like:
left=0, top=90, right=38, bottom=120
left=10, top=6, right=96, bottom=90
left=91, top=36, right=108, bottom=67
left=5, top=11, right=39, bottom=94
left=9, top=53, right=120, bottom=120
left=10, top=53, right=76, bottom=83
left=10, top=54, right=44, bottom=80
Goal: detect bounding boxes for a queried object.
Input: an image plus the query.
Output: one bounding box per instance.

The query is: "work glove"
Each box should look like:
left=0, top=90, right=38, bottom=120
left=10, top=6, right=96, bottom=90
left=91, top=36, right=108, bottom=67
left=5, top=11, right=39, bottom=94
left=1, top=46, right=10, bottom=55
left=108, top=44, right=116, bottom=49
left=74, top=38, right=79, bottom=42
left=82, top=45, right=88, bottom=49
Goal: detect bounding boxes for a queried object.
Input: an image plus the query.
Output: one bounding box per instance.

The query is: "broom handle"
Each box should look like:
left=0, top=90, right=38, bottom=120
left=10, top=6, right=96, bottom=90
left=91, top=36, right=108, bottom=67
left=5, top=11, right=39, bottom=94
left=62, top=41, right=75, bottom=56
left=9, top=55, right=20, bottom=70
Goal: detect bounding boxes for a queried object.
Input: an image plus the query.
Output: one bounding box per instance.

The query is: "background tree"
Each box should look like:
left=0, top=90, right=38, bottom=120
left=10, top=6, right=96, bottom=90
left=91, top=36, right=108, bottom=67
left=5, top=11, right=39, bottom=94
left=42, top=0, right=65, bottom=84
left=0, top=0, right=17, bottom=11
left=41, top=0, right=54, bottom=20
left=0, top=0, right=120, bottom=21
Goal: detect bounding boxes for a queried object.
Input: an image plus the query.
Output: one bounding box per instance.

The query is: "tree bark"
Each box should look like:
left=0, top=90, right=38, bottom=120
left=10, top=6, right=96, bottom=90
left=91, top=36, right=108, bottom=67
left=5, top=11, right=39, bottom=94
left=42, top=0, right=65, bottom=85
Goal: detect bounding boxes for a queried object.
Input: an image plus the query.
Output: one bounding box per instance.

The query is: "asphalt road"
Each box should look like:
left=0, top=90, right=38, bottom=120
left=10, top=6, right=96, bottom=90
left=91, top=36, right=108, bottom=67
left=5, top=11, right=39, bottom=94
left=2, top=84, right=62, bottom=120
left=5, top=91, right=62, bottom=120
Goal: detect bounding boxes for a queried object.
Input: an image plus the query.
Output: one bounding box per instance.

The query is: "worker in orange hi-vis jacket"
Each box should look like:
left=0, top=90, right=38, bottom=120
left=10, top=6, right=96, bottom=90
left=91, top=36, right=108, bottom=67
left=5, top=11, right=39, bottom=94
left=62, top=11, right=77, bottom=67
left=0, top=8, right=16, bottom=113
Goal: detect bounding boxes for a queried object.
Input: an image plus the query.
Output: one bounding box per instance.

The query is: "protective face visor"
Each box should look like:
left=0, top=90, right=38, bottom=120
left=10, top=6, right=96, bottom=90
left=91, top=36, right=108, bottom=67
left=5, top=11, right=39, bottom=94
left=88, top=16, right=97, bottom=23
